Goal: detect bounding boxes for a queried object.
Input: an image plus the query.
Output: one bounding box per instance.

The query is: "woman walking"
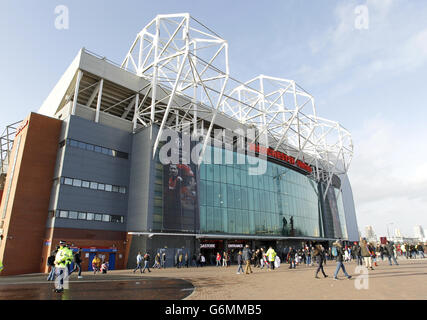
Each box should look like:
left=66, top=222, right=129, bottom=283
left=314, top=244, right=328, bottom=279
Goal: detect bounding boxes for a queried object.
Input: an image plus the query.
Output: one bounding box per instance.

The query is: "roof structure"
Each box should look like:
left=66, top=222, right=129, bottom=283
left=31, top=13, right=353, bottom=197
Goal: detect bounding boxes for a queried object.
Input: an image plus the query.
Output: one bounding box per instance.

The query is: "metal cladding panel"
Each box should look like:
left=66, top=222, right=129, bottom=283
left=54, top=115, right=131, bottom=231
left=339, top=173, right=359, bottom=242
left=126, top=126, right=156, bottom=232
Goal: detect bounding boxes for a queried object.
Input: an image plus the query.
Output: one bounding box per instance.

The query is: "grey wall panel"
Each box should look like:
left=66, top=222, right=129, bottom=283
left=340, top=174, right=359, bottom=242
left=61, top=147, right=130, bottom=186
left=126, top=126, right=157, bottom=232
left=67, top=115, right=132, bottom=152
left=53, top=217, right=126, bottom=232
left=56, top=185, right=127, bottom=214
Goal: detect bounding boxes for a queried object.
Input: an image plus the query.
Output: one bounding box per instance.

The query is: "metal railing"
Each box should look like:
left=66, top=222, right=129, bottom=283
left=0, top=121, right=21, bottom=175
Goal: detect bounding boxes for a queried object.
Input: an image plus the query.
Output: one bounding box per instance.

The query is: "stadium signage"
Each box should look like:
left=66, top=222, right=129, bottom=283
left=249, top=143, right=312, bottom=174
left=200, top=243, right=215, bottom=248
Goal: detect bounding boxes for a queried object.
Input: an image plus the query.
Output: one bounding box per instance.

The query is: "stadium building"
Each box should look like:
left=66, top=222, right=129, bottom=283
left=0, top=14, right=358, bottom=275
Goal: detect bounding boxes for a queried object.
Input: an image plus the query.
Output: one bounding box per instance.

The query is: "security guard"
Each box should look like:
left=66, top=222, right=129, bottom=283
left=0, top=259, right=4, bottom=273
left=54, top=240, right=73, bottom=293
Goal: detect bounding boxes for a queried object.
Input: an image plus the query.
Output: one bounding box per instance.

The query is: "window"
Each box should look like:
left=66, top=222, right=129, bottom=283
left=78, top=212, right=86, bottom=220
left=78, top=142, right=86, bottom=149
left=64, top=178, right=73, bottom=186
left=59, top=210, right=68, bottom=218
left=94, top=214, right=102, bottom=221
left=111, top=215, right=122, bottom=223
left=70, top=140, right=78, bottom=147
left=105, top=184, right=112, bottom=192
left=116, top=151, right=128, bottom=159
left=72, top=179, right=82, bottom=187
left=68, top=211, right=78, bottom=219
left=90, top=182, right=98, bottom=190
left=102, top=214, right=110, bottom=222
left=102, top=147, right=109, bottom=155
left=82, top=181, right=90, bottom=188
left=119, top=187, right=126, bottom=194
left=86, top=144, right=94, bottom=152
left=112, top=186, right=119, bottom=193
left=94, top=146, right=102, bottom=153
left=98, top=183, right=105, bottom=191
left=86, top=213, right=94, bottom=221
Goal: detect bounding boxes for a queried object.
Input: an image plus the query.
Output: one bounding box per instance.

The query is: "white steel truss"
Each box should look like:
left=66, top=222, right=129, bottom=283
left=121, top=13, right=229, bottom=158
left=118, top=13, right=353, bottom=194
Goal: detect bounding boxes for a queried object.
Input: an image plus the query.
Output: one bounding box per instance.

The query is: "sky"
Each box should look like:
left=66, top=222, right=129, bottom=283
left=0, top=0, right=426, bottom=238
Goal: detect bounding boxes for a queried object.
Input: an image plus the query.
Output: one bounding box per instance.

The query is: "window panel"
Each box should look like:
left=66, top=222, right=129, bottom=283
left=73, top=179, right=82, bottom=187
left=86, top=213, right=94, bottom=221
left=64, top=178, right=73, bottom=186
left=78, top=212, right=86, bottom=220
left=82, top=181, right=90, bottom=188
left=90, top=182, right=98, bottom=190
left=69, top=211, right=78, bottom=219
left=105, top=184, right=113, bottom=192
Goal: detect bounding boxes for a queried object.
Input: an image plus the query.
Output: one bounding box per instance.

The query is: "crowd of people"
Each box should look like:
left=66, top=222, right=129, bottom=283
left=46, top=240, right=111, bottom=293
left=128, top=239, right=426, bottom=281
left=45, top=238, right=425, bottom=294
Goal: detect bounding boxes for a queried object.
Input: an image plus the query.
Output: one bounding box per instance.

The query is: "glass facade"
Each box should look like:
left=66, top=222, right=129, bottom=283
left=199, top=146, right=322, bottom=237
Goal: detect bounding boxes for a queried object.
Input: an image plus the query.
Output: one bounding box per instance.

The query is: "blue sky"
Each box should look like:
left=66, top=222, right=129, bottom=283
left=1, top=0, right=426, bottom=238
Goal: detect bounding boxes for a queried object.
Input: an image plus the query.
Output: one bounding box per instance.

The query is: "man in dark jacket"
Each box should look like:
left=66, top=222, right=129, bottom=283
left=314, top=244, right=328, bottom=279
left=47, top=246, right=59, bottom=281
left=333, top=241, right=352, bottom=280
left=386, top=241, right=399, bottom=265
left=242, top=245, right=253, bottom=274
left=69, top=248, right=83, bottom=278
left=288, top=247, right=296, bottom=269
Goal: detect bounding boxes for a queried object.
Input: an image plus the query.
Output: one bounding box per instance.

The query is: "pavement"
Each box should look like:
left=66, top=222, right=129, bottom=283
left=0, top=258, right=426, bottom=300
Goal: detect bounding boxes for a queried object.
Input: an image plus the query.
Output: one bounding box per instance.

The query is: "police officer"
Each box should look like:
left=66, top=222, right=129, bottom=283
left=54, top=240, right=73, bottom=293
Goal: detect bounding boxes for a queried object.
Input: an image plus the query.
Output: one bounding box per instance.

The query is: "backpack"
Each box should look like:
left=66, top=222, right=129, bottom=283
left=332, top=246, right=338, bottom=257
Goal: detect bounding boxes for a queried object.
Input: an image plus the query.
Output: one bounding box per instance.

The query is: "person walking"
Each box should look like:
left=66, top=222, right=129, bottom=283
left=332, top=241, right=352, bottom=280
left=162, top=252, right=167, bottom=268
left=47, top=246, right=59, bottom=281
left=417, top=243, right=425, bottom=258
left=177, top=252, right=183, bottom=268
left=200, top=254, right=206, bottom=267
left=53, top=240, right=73, bottom=293
left=142, top=252, right=151, bottom=273
left=69, top=248, right=83, bottom=278
left=133, top=252, right=143, bottom=273
left=386, top=241, right=399, bottom=265
left=216, top=252, right=221, bottom=267
left=242, top=244, right=253, bottom=274
left=305, top=246, right=312, bottom=266
left=153, top=253, right=161, bottom=269
left=360, top=239, right=374, bottom=270
left=288, top=247, right=296, bottom=269
left=314, top=244, right=328, bottom=279
left=236, top=251, right=244, bottom=274
left=265, top=246, right=277, bottom=271
left=185, top=253, right=189, bottom=268
left=222, top=251, right=227, bottom=267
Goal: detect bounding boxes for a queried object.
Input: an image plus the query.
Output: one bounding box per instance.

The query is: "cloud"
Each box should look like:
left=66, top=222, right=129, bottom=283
left=348, top=115, right=427, bottom=237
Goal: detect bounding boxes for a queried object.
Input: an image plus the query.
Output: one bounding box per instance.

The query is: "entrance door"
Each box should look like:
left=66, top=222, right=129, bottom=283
left=109, top=253, right=116, bottom=270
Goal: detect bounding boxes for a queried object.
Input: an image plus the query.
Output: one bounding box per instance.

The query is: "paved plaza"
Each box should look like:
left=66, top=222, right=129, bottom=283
left=0, top=258, right=426, bottom=300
